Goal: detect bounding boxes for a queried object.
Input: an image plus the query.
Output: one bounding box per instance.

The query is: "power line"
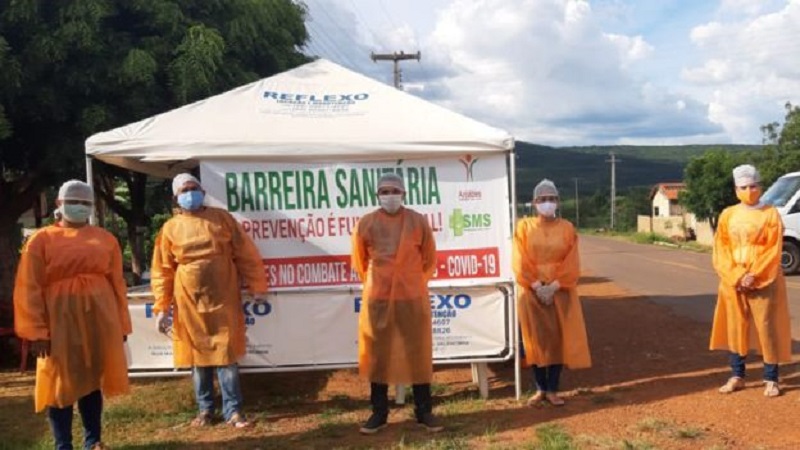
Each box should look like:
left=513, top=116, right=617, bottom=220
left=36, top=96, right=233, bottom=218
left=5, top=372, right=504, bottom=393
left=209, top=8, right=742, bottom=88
left=306, top=0, right=365, bottom=68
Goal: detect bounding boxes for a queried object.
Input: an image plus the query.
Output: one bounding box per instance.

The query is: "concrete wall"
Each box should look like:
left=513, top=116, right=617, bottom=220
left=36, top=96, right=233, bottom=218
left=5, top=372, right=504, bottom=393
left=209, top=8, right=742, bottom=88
left=637, top=213, right=713, bottom=246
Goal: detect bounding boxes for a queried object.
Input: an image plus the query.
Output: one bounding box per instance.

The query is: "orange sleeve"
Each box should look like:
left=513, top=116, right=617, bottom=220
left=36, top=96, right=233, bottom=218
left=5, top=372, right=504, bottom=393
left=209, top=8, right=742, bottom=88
left=108, top=237, right=132, bottom=335
left=351, top=218, right=369, bottom=282
left=512, top=220, right=536, bottom=288
left=150, top=230, right=175, bottom=315
left=13, top=232, right=50, bottom=341
left=553, top=222, right=580, bottom=289
left=228, top=211, right=268, bottom=294
left=712, top=208, right=747, bottom=287
left=750, top=208, right=783, bottom=289
left=419, top=215, right=437, bottom=281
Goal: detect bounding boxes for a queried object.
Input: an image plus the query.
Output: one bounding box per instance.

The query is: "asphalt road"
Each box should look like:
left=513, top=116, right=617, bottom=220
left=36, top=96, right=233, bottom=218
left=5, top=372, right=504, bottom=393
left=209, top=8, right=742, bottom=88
left=579, top=234, right=800, bottom=340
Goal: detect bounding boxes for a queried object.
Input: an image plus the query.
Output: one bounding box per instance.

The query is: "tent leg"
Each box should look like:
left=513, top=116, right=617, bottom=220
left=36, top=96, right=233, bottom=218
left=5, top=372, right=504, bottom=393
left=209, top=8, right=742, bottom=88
left=85, top=156, right=97, bottom=225
left=395, top=385, right=406, bottom=405
left=471, top=362, right=489, bottom=399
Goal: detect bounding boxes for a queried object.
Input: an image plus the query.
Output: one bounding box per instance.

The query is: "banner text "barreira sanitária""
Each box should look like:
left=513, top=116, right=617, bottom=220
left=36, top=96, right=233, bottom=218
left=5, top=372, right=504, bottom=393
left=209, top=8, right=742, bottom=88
left=225, top=166, right=441, bottom=212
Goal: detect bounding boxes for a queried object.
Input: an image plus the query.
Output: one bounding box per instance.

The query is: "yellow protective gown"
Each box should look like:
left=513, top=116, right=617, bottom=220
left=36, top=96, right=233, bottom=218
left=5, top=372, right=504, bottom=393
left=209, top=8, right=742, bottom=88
left=14, top=225, right=131, bottom=412
left=513, top=217, right=591, bottom=369
left=352, top=207, right=437, bottom=384
left=710, top=204, right=791, bottom=363
left=151, top=207, right=268, bottom=368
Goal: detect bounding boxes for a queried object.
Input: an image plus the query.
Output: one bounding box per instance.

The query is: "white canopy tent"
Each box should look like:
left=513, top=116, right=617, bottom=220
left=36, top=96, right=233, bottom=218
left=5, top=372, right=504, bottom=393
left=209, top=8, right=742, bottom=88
left=85, top=59, right=521, bottom=399
left=86, top=59, right=514, bottom=176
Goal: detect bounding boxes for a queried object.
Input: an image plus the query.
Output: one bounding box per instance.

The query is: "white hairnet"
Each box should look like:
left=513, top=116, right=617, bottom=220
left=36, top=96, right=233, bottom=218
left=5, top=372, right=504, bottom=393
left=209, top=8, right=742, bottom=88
left=732, top=164, right=760, bottom=187
left=58, top=180, right=94, bottom=202
left=172, top=173, right=201, bottom=195
left=377, top=173, right=405, bottom=192
left=533, top=179, right=559, bottom=199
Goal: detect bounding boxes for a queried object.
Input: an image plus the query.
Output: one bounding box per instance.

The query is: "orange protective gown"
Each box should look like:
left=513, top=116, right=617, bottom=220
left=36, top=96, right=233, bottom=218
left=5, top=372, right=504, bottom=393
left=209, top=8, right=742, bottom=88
left=150, top=207, right=268, bottom=368
left=352, top=207, right=437, bottom=384
left=710, top=204, right=791, bottom=363
left=513, top=217, right=591, bottom=369
left=14, top=225, right=131, bottom=412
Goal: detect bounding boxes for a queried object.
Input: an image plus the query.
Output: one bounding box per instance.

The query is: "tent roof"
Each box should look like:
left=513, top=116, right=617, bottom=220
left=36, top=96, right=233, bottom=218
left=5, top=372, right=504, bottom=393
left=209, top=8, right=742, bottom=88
left=86, top=59, right=514, bottom=177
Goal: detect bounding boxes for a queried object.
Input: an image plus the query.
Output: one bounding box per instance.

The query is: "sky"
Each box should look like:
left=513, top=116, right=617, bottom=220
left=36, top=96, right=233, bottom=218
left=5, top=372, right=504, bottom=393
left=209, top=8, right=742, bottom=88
left=301, top=0, right=800, bottom=146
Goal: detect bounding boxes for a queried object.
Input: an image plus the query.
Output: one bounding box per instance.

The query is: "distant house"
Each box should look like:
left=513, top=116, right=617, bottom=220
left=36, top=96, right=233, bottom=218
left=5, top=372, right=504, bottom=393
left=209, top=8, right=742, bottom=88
left=650, top=182, right=686, bottom=217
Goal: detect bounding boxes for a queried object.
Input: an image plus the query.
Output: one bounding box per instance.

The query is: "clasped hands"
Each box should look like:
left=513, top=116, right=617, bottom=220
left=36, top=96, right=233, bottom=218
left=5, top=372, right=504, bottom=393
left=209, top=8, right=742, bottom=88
left=737, top=272, right=756, bottom=292
left=529, top=280, right=561, bottom=306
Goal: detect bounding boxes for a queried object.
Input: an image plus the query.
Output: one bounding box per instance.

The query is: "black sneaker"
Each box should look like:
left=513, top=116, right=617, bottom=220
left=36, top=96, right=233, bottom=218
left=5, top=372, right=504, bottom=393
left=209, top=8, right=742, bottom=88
left=417, top=412, right=444, bottom=432
left=359, top=412, right=388, bottom=435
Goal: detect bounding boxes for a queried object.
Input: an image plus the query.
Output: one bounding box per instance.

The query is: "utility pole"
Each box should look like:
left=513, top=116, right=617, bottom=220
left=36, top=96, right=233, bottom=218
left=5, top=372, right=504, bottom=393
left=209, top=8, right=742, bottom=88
left=573, top=177, right=580, bottom=229
left=370, top=51, right=421, bottom=90
left=606, top=152, right=621, bottom=230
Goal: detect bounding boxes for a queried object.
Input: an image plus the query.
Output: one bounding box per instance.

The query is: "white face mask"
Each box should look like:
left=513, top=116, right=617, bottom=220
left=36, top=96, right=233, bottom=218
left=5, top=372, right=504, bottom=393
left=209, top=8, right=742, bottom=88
left=379, top=194, right=403, bottom=214
left=535, top=201, right=558, bottom=218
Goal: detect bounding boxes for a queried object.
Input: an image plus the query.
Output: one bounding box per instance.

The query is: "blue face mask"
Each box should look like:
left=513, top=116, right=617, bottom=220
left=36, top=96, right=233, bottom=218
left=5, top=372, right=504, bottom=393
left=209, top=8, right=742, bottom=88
left=61, top=204, right=92, bottom=223
left=177, top=191, right=205, bottom=211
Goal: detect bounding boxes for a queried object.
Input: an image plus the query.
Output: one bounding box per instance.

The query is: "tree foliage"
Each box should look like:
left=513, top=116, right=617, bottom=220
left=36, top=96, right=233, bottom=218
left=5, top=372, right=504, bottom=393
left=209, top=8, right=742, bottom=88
left=680, top=149, right=743, bottom=231
left=0, top=0, right=310, bottom=314
left=756, top=102, right=800, bottom=186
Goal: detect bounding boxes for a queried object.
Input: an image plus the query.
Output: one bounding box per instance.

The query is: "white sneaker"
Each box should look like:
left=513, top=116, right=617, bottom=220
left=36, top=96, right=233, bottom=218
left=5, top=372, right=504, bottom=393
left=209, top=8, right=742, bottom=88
left=718, top=377, right=745, bottom=394
left=763, top=381, right=780, bottom=397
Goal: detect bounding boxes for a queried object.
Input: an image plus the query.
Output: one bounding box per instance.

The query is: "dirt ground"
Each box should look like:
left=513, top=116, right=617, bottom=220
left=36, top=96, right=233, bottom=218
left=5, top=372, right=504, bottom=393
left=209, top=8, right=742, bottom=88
left=1, top=275, right=799, bottom=449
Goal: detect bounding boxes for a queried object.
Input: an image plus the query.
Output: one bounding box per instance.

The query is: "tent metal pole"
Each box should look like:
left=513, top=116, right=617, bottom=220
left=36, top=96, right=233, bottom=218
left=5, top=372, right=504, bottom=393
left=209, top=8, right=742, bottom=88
left=509, top=148, right=520, bottom=401
left=85, top=156, right=97, bottom=225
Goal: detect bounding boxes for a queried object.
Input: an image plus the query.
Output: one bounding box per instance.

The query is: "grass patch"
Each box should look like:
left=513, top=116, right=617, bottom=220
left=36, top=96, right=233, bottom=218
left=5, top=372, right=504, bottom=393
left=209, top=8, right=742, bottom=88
left=636, top=418, right=671, bottom=433
left=620, top=440, right=657, bottom=450
left=438, top=395, right=486, bottom=416
left=430, top=383, right=450, bottom=396
left=673, top=427, right=703, bottom=439
left=393, top=435, right=470, bottom=449
left=532, top=424, right=577, bottom=450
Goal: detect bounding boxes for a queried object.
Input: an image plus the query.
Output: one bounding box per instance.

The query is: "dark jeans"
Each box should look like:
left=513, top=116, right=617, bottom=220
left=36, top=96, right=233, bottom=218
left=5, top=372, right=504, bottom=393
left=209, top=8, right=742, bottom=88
left=47, top=389, right=103, bottom=450
left=370, top=382, right=433, bottom=419
left=729, top=352, right=779, bottom=382
left=532, top=364, right=563, bottom=393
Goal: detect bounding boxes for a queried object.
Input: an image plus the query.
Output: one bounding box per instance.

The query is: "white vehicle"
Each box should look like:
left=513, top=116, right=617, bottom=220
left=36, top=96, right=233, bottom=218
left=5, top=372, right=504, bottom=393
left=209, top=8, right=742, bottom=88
left=761, top=171, right=800, bottom=274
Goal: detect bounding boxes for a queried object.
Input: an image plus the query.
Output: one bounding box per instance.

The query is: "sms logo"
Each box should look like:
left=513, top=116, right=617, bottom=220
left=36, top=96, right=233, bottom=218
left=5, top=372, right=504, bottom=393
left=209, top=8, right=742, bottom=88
left=448, top=209, right=492, bottom=237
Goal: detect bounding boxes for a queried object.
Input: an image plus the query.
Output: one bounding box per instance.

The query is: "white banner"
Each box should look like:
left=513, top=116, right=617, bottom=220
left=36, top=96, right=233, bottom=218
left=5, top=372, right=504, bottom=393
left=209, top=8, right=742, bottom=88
left=199, top=154, right=513, bottom=289
left=126, top=286, right=509, bottom=371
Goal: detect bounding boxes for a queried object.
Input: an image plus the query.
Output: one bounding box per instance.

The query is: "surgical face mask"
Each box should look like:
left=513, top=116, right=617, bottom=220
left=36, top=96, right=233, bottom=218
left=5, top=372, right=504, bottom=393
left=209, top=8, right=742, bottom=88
left=535, top=201, right=558, bottom=218
left=379, top=194, right=403, bottom=214
left=177, top=190, right=205, bottom=211
left=61, top=204, right=92, bottom=223
left=736, top=186, right=761, bottom=206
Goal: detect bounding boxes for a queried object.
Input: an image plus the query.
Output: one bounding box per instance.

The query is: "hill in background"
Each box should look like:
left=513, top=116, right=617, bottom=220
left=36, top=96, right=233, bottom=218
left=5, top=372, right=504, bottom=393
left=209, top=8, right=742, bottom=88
left=514, top=142, right=759, bottom=199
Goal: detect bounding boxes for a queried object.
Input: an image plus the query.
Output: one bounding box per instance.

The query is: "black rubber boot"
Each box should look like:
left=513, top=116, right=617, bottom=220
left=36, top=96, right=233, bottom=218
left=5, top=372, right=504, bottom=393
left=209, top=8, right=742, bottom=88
left=360, top=383, right=389, bottom=434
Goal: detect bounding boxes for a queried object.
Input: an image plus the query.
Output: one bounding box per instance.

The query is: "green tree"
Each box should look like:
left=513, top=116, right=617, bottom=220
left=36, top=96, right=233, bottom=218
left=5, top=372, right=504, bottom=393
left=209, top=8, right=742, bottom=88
left=680, top=149, right=744, bottom=231
left=0, top=0, right=309, bottom=318
left=757, top=102, right=800, bottom=186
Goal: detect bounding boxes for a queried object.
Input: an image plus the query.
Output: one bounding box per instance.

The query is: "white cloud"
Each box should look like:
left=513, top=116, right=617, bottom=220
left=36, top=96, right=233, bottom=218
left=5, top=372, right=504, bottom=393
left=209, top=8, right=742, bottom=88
left=304, top=0, right=797, bottom=146
left=684, top=0, right=800, bottom=142
left=420, top=0, right=720, bottom=144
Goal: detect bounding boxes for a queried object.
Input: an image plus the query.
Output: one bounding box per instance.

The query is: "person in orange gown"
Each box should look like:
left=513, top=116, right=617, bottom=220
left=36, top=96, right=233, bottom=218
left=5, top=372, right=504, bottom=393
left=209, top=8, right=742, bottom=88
left=150, top=173, right=268, bottom=428
left=513, top=179, right=591, bottom=406
left=711, top=164, right=791, bottom=397
left=351, top=173, right=442, bottom=434
left=14, top=180, right=131, bottom=450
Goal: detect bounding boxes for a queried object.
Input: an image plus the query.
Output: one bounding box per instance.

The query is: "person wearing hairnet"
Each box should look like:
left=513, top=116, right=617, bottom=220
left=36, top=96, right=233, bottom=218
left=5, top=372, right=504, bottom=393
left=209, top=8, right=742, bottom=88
left=513, top=179, right=590, bottom=407
left=150, top=173, right=268, bottom=428
left=351, top=172, right=442, bottom=434
left=711, top=164, right=791, bottom=397
left=14, top=180, right=131, bottom=450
